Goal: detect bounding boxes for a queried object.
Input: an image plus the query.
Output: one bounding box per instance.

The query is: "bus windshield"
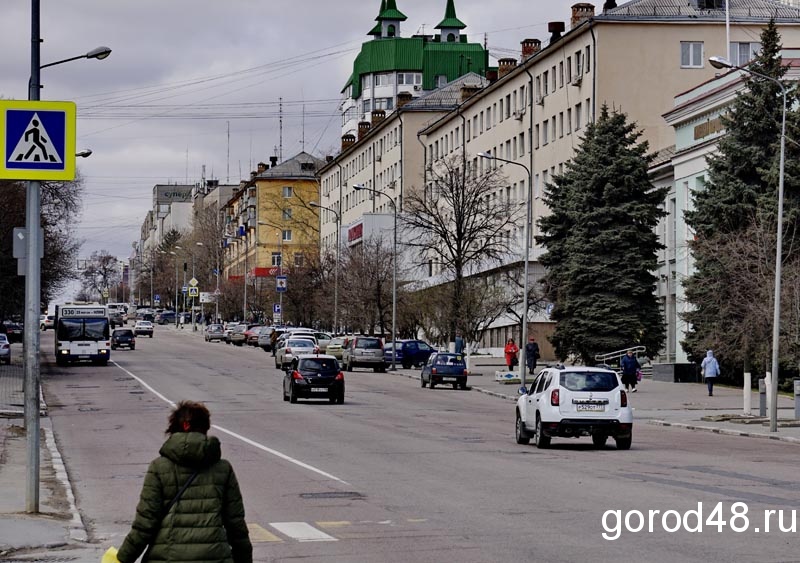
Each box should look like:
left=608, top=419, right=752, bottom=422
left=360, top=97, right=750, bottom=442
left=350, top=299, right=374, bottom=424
left=57, top=318, right=110, bottom=341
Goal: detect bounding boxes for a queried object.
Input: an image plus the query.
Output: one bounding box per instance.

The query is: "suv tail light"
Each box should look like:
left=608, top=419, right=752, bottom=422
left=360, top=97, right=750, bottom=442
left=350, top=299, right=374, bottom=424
left=292, top=370, right=304, bottom=380
left=431, top=368, right=437, bottom=375
left=335, top=372, right=344, bottom=381
left=620, top=390, right=628, bottom=407
left=285, top=347, right=291, bottom=355
left=463, top=369, right=469, bottom=375
left=550, top=389, right=560, bottom=406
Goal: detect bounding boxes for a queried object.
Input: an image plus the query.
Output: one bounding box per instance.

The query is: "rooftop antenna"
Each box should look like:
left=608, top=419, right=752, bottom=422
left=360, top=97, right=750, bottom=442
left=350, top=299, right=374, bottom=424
left=226, top=121, right=230, bottom=183
left=279, top=97, right=283, bottom=163
left=185, top=147, right=188, bottom=184
left=301, top=103, right=305, bottom=152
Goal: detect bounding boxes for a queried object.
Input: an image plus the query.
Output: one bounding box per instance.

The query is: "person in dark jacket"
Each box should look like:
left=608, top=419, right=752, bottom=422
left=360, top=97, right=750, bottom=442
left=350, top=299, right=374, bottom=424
left=524, top=336, right=540, bottom=376
left=620, top=350, right=640, bottom=393
left=117, top=401, right=252, bottom=563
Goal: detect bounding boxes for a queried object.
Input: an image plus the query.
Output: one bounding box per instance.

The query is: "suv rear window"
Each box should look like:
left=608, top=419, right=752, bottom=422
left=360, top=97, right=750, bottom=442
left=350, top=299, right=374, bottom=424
left=560, top=371, right=618, bottom=392
left=356, top=338, right=381, bottom=349
left=114, top=329, right=134, bottom=337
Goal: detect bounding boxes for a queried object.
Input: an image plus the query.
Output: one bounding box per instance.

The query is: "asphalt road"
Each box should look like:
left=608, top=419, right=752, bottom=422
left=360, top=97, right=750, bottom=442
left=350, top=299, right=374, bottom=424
left=41, top=329, right=800, bottom=563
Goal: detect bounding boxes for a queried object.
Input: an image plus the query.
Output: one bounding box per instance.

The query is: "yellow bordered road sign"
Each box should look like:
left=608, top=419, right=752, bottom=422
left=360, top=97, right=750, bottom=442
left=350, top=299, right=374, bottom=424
left=0, top=100, right=76, bottom=181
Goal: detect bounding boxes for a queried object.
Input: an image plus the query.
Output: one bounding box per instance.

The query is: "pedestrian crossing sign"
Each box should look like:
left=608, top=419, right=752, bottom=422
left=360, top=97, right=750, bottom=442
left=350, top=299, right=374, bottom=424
left=0, top=100, right=76, bottom=180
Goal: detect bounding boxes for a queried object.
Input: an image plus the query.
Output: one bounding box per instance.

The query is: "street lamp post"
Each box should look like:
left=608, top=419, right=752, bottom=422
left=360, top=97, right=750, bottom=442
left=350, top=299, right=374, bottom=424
left=479, top=151, right=533, bottom=388
left=192, top=241, right=203, bottom=331
left=23, top=0, right=111, bottom=513
left=310, top=202, right=341, bottom=334
left=709, top=55, right=786, bottom=432
left=353, top=184, right=397, bottom=370
left=258, top=221, right=284, bottom=324
left=168, top=250, right=179, bottom=326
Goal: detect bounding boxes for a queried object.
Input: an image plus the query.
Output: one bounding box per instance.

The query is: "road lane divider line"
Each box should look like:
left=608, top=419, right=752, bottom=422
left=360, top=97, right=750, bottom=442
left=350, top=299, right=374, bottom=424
left=270, top=522, right=338, bottom=542
left=111, top=360, right=349, bottom=485
left=247, top=523, right=283, bottom=542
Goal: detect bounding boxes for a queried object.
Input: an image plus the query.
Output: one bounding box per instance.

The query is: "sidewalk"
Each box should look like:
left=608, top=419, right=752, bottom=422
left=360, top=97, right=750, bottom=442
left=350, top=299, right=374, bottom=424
left=1, top=341, right=798, bottom=559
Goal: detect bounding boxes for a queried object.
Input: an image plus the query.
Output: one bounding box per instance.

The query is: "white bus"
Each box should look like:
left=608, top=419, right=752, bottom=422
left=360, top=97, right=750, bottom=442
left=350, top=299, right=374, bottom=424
left=54, top=304, right=111, bottom=366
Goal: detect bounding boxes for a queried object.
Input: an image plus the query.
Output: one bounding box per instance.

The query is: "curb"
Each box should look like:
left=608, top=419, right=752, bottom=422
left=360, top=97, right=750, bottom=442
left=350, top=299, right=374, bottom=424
left=648, top=419, right=800, bottom=444
left=385, top=368, right=518, bottom=402
left=43, top=425, right=87, bottom=542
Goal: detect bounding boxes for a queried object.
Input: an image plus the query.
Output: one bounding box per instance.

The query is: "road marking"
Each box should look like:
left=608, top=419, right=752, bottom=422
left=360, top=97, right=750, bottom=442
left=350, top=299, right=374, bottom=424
left=271, top=522, right=338, bottom=542
left=317, top=520, right=351, bottom=528
left=111, top=361, right=348, bottom=484
left=248, top=523, right=283, bottom=542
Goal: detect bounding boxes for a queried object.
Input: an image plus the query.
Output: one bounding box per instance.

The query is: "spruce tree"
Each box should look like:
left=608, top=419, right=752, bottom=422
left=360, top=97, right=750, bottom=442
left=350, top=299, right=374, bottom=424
left=538, top=105, right=667, bottom=364
left=682, top=21, right=800, bottom=371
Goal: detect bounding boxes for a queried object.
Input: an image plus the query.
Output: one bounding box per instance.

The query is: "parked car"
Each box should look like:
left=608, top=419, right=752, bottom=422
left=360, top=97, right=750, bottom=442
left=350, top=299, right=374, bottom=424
left=275, top=338, right=319, bottom=369
left=133, top=321, right=154, bottom=338
left=421, top=352, right=468, bottom=390
left=342, top=335, right=386, bottom=372
left=3, top=322, right=23, bottom=344
left=245, top=325, right=264, bottom=346
left=204, top=324, right=224, bottom=342
left=325, top=337, right=346, bottom=360
left=385, top=339, right=435, bottom=369
left=283, top=354, right=344, bottom=404
left=110, top=328, right=136, bottom=350
left=40, top=314, right=55, bottom=330
left=313, top=332, right=333, bottom=352
left=109, top=311, right=126, bottom=328
left=229, top=324, right=249, bottom=346
left=156, top=311, right=176, bottom=325
left=0, top=334, right=11, bottom=364
left=515, top=366, right=632, bottom=450
left=257, top=327, right=275, bottom=351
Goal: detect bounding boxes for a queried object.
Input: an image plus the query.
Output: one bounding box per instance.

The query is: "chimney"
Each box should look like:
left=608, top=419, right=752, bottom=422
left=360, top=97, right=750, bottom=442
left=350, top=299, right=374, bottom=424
left=548, top=21, right=565, bottom=44
left=341, top=134, right=356, bottom=152
left=358, top=121, right=371, bottom=141
left=460, top=84, right=482, bottom=102
left=397, top=91, right=414, bottom=108
left=498, top=57, right=518, bottom=79
left=571, top=4, right=594, bottom=29
left=326, top=155, right=334, bottom=163
left=371, top=109, right=386, bottom=127
left=602, top=0, right=617, bottom=11
left=249, top=171, right=257, bottom=180
left=257, top=162, right=267, bottom=174
left=521, top=38, right=542, bottom=62
left=269, top=155, right=278, bottom=167
left=486, top=68, right=499, bottom=83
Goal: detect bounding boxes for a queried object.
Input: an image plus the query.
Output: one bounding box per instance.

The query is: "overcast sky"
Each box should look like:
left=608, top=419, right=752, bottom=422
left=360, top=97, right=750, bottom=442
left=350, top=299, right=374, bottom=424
left=0, top=0, right=582, bottom=303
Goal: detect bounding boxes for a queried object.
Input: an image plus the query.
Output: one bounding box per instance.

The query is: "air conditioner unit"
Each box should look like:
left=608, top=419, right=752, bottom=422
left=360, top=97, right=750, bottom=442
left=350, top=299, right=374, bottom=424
left=513, top=108, right=526, bottom=121
left=572, top=73, right=583, bottom=86
left=535, top=95, right=545, bottom=106
left=413, top=85, right=421, bottom=91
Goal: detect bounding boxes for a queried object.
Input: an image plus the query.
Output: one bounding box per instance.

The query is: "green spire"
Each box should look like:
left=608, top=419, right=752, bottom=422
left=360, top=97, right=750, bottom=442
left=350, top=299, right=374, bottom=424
left=436, top=0, right=466, bottom=29
left=368, top=0, right=385, bottom=36
left=377, top=0, right=407, bottom=21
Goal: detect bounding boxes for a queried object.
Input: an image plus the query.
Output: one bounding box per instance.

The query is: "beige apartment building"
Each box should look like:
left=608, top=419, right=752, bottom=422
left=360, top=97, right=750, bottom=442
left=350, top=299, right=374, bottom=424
left=418, top=0, right=800, bottom=352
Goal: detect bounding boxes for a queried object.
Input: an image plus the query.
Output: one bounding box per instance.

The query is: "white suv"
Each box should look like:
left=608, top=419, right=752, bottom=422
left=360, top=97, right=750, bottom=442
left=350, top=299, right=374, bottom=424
left=515, top=366, right=632, bottom=450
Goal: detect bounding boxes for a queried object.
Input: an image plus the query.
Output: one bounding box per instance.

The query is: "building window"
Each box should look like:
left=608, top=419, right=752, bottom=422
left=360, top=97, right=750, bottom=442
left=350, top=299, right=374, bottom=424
left=271, top=252, right=282, bottom=267
left=436, top=74, right=448, bottom=88
left=559, top=62, right=564, bottom=88
left=559, top=112, right=564, bottom=138
left=730, top=42, right=760, bottom=66
left=586, top=98, right=592, bottom=124
left=575, top=103, right=582, bottom=130
left=535, top=124, right=540, bottom=148
left=387, top=24, right=396, bottom=37
left=542, top=120, right=548, bottom=145
left=282, top=229, right=292, bottom=242
left=567, top=57, right=572, bottom=83
left=551, top=66, right=556, bottom=93
left=374, top=73, right=394, bottom=86
left=585, top=45, right=591, bottom=72
left=398, top=73, right=422, bottom=85
left=567, top=108, right=572, bottom=134
left=680, top=41, right=704, bottom=68
left=282, top=186, right=293, bottom=198
left=294, top=253, right=304, bottom=267
left=542, top=71, right=549, bottom=96
left=282, top=208, right=292, bottom=220
left=374, top=97, right=394, bottom=110
left=575, top=51, right=583, bottom=76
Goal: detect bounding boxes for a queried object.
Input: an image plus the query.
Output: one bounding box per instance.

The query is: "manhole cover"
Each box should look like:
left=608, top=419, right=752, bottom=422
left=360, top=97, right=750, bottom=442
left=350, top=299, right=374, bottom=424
left=299, top=491, right=364, bottom=500
left=77, top=407, right=100, bottom=412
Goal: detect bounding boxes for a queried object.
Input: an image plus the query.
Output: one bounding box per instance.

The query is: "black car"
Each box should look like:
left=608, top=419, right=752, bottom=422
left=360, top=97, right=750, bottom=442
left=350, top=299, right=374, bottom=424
left=3, top=322, right=23, bottom=343
left=156, top=311, right=176, bottom=325
left=110, top=328, right=136, bottom=350
left=384, top=339, right=435, bottom=369
left=421, top=352, right=468, bottom=390
left=283, top=355, right=345, bottom=404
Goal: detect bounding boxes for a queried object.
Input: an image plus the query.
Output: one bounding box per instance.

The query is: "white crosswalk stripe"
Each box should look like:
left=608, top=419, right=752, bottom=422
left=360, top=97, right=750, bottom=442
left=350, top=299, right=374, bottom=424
left=270, top=521, right=338, bottom=542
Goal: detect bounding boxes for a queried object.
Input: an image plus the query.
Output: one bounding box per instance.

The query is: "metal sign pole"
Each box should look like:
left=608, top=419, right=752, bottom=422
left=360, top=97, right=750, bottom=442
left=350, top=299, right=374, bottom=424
left=24, top=0, right=42, bottom=514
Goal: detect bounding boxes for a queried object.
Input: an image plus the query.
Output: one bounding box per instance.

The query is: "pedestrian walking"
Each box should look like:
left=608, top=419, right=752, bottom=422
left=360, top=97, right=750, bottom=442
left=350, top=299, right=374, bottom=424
left=525, top=336, right=540, bottom=375
left=179, top=313, right=185, bottom=329
left=454, top=333, right=464, bottom=355
left=116, top=400, right=252, bottom=563
left=620, top=350, right=640, bottom=393
left=700, top=349, right=720, bottom=396
left=504, top=338, right=519, bottom=371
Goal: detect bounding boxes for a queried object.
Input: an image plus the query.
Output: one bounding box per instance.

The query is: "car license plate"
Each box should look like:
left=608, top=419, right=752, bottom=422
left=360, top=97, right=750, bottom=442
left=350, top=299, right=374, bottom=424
left=79, top=355, right=89, bottom=359
left=311, top=387, right=327, bottom=392
left=443, top=377, right=456, bottom=382
left=576, top=404, right=605, bottom=412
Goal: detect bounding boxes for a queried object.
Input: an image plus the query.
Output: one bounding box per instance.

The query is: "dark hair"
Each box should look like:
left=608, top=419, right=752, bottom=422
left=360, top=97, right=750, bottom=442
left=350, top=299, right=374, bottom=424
left=166, top=400, right=211, bottom=435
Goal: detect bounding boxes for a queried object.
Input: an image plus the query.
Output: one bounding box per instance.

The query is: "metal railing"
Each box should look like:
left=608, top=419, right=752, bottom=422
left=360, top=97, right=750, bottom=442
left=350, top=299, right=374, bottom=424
left=594, top=346, right=647, bottom=366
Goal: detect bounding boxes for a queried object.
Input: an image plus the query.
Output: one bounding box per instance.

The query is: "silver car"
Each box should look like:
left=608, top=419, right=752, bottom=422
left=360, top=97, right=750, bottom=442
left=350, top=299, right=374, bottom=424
left=275, top=338, right=319, bottom=369
left=0, top=334, right=10, bottom=365
left=342, top=335, right=386, bottom=372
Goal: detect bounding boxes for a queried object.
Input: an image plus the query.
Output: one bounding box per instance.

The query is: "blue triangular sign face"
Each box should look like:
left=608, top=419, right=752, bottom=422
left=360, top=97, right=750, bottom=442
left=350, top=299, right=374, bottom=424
left=9, top=113, right=63, bottom=164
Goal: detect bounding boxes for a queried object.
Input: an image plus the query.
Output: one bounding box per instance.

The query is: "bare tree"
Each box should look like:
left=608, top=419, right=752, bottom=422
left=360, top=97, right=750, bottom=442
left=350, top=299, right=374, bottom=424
left=339, top=236, right=394, bottom=335
left=81, top=250, right=120, bottom=303
left=402, top=154, right=519, bottom=341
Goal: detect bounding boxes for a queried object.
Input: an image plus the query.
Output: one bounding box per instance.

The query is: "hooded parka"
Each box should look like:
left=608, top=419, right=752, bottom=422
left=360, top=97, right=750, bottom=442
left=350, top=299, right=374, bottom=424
left=117, top=432, right=252, bottom=563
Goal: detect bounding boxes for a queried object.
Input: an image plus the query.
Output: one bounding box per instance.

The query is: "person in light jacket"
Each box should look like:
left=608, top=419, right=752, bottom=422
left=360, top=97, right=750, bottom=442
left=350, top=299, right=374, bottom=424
left=117, top=401, right=252, bottom=563
left=700, top=349, right=720, bottom=396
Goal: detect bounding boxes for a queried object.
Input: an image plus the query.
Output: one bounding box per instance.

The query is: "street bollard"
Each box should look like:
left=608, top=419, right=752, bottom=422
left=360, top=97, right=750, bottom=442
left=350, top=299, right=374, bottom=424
left=743, top=372, right=751, bottom=415
left=794, top=378, right=800, bottom=420
left=759, top=378, right=767, bottom=417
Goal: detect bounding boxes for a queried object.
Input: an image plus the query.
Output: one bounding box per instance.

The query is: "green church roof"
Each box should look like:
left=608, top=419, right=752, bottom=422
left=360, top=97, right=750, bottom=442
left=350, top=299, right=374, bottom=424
left=436, top=0, right=466, bottom=29
left=377, top=0, right=407, bottom=21
left=368, top=0, right=385, bottom=35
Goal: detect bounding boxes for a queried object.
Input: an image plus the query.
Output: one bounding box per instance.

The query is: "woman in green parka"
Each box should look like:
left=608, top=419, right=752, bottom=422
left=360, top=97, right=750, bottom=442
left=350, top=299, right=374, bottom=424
left=117, top=401, right=252, bottom=563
